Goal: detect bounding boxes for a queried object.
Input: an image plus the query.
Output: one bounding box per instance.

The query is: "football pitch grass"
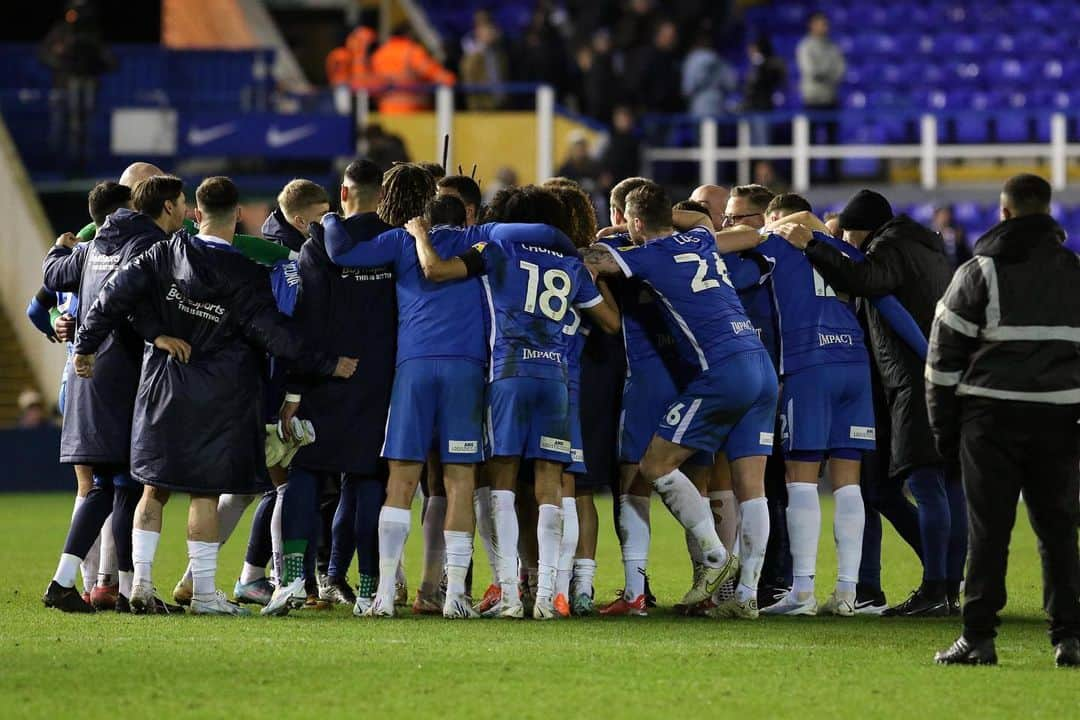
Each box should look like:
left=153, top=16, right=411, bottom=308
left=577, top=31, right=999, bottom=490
left=0, top=492, right=1073, bottom=719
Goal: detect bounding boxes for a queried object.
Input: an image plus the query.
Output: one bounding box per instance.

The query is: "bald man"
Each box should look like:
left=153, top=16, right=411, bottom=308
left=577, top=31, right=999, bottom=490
left=689, top=185, right=730, bottom=229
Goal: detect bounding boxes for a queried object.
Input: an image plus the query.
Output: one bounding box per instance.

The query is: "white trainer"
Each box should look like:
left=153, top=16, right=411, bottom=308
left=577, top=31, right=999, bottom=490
left=363, top=595, right=394, bottom=618
left=191, top=590, right=251, bottom=616
left=352, top=595, right=373, bottom=617
left=129, top=583, right=157, bottom=614
left=760, top=588, right=818, bottom=616
left=443, top=594, right=480, bottom=619
left=482, top=598, right=525, bottom=619
left=261, top=576, right=304, bottom=617
left=532, top=596, right=557, bottom=620
left=820, top=589, right=856, bottom=617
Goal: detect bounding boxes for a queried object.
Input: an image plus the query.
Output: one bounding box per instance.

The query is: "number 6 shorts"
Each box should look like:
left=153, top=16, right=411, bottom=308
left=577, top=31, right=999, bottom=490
left=656, top=349, right=779, bottom=461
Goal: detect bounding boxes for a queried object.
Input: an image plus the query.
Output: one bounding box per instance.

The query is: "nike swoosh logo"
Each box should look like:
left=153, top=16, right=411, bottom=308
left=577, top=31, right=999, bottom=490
left=266, top=125, right=318, bottom=147
left=187, top=123, right=236, bottom=146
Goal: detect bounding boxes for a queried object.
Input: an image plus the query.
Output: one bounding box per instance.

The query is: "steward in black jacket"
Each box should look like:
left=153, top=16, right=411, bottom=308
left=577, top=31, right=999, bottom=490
left=73, top=232, right=345, bottom=495
left=926, top=174, right=1080, bottom=667
left=803, top=210, right=951, bottom=479
left=43, top=207, right=174, bottom=465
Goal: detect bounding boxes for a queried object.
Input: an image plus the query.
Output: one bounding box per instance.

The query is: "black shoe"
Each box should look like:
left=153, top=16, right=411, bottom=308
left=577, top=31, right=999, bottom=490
left=882, top=588, right=950, bottom=617
left=115, top=594, right=131, bottom=613
left=148, top=596, right=184, bottom=615
left=1055, top=638, right=1080, bottom=667
left=644, top=573, right=657, bottom=609
left=854, top=584, right=888, bottom=615
left=42, top=581, right=95, bottom=613
left=935, top=636, right=997, bottom=665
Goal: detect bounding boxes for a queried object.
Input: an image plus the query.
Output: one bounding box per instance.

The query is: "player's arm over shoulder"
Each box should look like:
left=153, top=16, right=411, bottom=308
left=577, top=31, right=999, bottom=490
left=581, top=242, right=631, bottom=278
left=407, top=217, right=470, bottom=282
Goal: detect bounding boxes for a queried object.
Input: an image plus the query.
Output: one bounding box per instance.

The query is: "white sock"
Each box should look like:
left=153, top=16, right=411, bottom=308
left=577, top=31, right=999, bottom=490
left=97, top=515, right=117, bottom=587
left=420, top=495, right=447, bottom=593
left=491, top=489, right=520, bottom=602
left=131, top=528, right=160, bottom=588
left=82, top=533, right=100, bottom=595
left=833, top=485, right=865, bottom=592
left=271, top=482, right=286, bottom=584
left=685, top=493, right=708, bottom=566
left=53, top=553, right=82, bottom=588
left=216, top=494, right=253, bottom=546
left=786, top=482, right=821, bottom=596
left=619, top=494, right=650, bottom=600
left=239, top=562, right=266, bottom=585
left=376, top=506, right=411, bottom=603
left=536, top=503, right=562, bottom=602
left=655, top=469, right=728, bottom=568
left=188, top=541, right=219, bottom=601
left=710, top=490, right=739, bottom=554
left=572, top=558, right=596, bottom=597
left=556, top=497, right=578, bottom=597
left=473, top=487, right=500, bottom=580
left=736, top=497, right=770, bottom=602
left=444, top=530, right=472, bottom=598
left=118, top=571, right=133, bottom=599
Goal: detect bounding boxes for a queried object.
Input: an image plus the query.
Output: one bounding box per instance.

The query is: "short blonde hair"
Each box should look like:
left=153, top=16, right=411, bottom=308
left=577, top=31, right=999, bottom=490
left=277, top=179, right=329, bottom=217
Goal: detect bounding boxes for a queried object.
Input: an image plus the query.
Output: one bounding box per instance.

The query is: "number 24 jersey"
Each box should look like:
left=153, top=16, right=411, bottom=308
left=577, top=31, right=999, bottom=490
left=603, top=226, right=764, bottom=374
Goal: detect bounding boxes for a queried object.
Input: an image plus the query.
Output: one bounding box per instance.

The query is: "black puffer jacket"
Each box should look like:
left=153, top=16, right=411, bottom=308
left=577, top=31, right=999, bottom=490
left=262, top=207, right=307, bottom=252
left=42, top=209, right=166, bottom=465
left=926, top=214, right=1080, bottom=457
left=805, top=215, right=952, bottom=478
left=73, top=233, right=337, bottom=494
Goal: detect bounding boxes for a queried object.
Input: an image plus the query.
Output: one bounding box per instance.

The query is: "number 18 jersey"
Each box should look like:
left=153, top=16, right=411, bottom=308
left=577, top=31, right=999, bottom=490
left=603, top=226, right=764, bottom=375
left=472, top=235, right=602, bottom=383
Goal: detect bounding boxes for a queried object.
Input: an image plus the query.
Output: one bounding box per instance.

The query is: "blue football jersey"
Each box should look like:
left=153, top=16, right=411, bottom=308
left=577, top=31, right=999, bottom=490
left=473, top=235, right=601, bottom=382
left=321, top=216, right=487, bottom=366
left=723, top=252, right=780, bottom=372
left=757, top=230, right=869, bottom=375
left=563, top=306, right=590, bottom=390
left=605, top=226, right=764, bottom=375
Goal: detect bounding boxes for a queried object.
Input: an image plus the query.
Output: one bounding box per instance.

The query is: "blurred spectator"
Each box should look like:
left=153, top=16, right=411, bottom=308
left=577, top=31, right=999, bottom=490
left=557, top=130, right=603, bottom=191
left=681, top=26, right=736, bottom=118
left=576, top=30, right=621, bottom=123
left=563, top=0, right=620, bottom=48
left=614, top=0, right=658, bottom=51
left=361, top=123, right=410, bottom=171
left=797, top=12, right=845, bottom=180
left=600, top=105, right=642, bottom=184
left=932, top=205, right=973, bottom=268
left=743, top=35, right=787, bottom=145
left=327, top=26, right=380, bottom=114
left=461, top=17, right=509, bottom=110
left=627, top=20, right=683, bottom=114
left=512, top=10, right=569, bottom=104
left=17, top=389, right=50, bottom=429
left=370, top=24, right=456, bottom=113
left=753, top=160, right=788, bottom=193
left=484, top=165, right=519, bottom=204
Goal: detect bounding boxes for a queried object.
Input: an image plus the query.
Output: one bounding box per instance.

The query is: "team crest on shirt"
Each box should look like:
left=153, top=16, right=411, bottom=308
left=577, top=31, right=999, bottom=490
left=472, top=242, right=487, bottom=253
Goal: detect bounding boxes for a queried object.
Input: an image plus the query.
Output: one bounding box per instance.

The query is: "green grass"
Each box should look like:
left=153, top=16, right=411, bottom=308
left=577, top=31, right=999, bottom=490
left=0, top=492, right=1072, bottom=719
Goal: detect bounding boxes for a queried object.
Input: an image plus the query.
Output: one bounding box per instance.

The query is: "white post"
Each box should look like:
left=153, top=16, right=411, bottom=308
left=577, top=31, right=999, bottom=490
left=792, top=114, right=810, bottom=192
left=699, top=117, right=718, bottom=187
left=535, top=84, right=555, bottom=183
left=736, top=119, right=751, bottom=186
left=920, top=114, right=938, bottom=191
left=435, top=84, right=454, bottom=169
left=1051, top=112, right=1067, bottom=191
left=354, top=89, right=369, bottom=129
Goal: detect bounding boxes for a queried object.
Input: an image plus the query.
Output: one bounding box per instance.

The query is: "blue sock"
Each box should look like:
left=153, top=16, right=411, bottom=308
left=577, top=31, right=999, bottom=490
left=63, top=480, right=113, bottom=558
left=353, top=473, right=385, bottom=577
left=110, top=478, right=140, bottom=573
left=245, top=491, right=275, bottom=568
left=328, top=475, right=358, bottom=579
left=945, top=474, right=968, bottom=586
left=907, top=465, right=949, bottom=586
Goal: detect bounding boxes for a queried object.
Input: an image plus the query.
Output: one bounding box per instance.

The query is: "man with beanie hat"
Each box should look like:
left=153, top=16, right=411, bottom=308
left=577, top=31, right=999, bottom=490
left=780, top=189, right=967, bottom=618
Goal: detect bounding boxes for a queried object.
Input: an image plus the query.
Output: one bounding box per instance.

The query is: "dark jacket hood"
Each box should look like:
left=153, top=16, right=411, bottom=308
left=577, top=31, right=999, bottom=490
left=973, top=213, right=1066, bottom=261
left=866, top=214, right=944, bottom=254
left=262, top=207, right=307, bottom=252
left=95, top=208, right=164, bottom=254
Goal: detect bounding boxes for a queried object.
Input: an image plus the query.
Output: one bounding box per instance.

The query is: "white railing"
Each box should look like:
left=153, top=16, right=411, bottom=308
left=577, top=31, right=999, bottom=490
left=644, top=113, right=1073, bottom=191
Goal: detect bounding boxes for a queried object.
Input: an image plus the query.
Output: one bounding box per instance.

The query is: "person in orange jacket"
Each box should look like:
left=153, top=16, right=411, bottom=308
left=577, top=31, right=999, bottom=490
left=370, top=24, right=455, bottom=114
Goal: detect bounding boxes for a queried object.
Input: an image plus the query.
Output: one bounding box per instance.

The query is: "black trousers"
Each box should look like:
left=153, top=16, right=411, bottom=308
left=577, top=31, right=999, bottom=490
left=959, top=399, right=1080, bottom=644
